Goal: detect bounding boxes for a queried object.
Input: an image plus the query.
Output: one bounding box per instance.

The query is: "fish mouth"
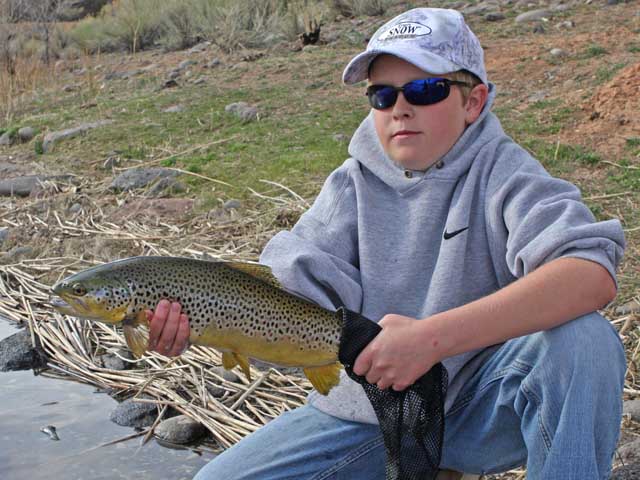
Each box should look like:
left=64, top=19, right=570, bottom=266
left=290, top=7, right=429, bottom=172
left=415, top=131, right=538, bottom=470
left=49, top=295, right=76, bottom=315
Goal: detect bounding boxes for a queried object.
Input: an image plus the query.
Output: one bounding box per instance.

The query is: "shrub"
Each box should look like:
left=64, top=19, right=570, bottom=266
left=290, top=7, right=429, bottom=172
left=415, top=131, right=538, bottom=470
left=327, top=0, right=390, bottom=17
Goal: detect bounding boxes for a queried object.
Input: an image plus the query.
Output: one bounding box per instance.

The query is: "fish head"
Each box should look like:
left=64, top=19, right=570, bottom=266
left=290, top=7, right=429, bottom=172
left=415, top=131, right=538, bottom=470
left=50, top=267, right=131, bottom=324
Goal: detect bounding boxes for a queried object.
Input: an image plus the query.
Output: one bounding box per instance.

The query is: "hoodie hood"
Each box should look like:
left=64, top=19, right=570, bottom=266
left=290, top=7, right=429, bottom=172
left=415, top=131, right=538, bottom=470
left=347, top=82, right=501, bottom=194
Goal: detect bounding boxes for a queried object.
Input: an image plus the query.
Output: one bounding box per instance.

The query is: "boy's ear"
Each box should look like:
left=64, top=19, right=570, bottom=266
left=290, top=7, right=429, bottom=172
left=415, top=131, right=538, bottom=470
left=464, top=84, right=489, bottom=125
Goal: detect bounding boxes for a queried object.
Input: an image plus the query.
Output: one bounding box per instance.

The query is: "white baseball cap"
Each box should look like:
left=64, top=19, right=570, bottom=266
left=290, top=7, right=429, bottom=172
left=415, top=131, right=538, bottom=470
left=342, top=8, right=487, bottom=85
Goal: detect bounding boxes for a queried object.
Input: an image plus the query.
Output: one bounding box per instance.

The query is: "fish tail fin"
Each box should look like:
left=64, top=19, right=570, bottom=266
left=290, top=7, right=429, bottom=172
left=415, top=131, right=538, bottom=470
left=303, top=362, right=342, bottom=395
left=123, top=310, right=150, bottom=359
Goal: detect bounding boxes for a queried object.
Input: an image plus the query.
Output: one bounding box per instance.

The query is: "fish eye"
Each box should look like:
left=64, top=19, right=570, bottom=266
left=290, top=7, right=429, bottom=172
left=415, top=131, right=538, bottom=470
left=72, top=283, right=87, bottom=296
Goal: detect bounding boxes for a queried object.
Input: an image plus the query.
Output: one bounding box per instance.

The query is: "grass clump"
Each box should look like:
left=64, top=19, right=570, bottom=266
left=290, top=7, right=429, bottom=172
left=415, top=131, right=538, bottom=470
left=582, top=44, right=608, bottom=58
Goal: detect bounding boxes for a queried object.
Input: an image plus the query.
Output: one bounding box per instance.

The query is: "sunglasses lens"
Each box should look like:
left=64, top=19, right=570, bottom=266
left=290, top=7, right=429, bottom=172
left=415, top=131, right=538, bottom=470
left=404, top=79, right=450, bottom=105
left=367, top=86, right=398, bottom=110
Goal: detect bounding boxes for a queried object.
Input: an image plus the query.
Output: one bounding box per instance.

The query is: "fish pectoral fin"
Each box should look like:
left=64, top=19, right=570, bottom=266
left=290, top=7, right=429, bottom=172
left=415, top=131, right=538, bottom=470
left=123, top=322, right=149, bottom=359
left=122, top=311, right=150, bottom=359
left=221, top=351, right=252, bottom=381
left=303, top=363, right=342, bottom=396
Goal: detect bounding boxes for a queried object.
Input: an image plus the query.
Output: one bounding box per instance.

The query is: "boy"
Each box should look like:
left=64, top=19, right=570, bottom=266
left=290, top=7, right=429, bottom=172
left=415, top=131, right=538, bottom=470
left=148, top=8, right=626, bottom=479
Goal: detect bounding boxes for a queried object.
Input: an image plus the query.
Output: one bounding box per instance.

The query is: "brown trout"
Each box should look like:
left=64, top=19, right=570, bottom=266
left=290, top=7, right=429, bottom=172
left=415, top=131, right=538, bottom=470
left=49, top=256, right=343, bottom=394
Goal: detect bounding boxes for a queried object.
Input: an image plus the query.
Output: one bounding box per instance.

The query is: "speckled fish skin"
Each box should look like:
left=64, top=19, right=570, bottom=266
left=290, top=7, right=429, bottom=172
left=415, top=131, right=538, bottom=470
left=50, top=256, right=344, bottom=394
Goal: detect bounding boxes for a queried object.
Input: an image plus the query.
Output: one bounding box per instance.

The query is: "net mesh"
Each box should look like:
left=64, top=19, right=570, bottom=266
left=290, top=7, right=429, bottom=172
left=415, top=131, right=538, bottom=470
left=338, top=308, right=448, bottom=480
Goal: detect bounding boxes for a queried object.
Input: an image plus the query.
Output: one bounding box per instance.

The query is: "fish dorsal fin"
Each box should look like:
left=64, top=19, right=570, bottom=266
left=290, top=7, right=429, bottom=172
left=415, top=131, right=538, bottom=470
left=303, top=362, right=342, bottom=395
left=223, top=261, right=282, bottom=289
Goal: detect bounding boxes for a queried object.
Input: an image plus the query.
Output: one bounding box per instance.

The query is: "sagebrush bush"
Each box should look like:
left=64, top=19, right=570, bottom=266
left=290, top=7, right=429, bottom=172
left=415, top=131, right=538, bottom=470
left=66, top=0, right=383, bottom=54
left=327, top=0, right=390, bottom=17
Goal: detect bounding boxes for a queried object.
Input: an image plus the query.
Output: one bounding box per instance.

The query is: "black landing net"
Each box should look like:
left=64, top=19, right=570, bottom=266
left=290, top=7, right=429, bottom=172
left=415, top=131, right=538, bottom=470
left=338, top=307, right=448, bottom=480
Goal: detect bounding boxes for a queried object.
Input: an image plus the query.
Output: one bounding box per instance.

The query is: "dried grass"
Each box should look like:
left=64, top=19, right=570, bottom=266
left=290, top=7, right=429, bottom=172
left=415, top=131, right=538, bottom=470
left=1, top=179, right=638, bottom=473
left=0, top=181, right=311, bottom=451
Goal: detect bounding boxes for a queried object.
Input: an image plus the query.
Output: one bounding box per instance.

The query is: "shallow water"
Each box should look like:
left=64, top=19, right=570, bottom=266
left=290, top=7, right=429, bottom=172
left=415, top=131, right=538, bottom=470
left=0, top=319, right=215, bottom=480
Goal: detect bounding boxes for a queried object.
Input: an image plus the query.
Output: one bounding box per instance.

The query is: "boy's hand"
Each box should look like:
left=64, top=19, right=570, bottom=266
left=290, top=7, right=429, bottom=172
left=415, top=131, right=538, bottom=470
left=353, top=314, right=439, bottom=392
left=146, top=299, right=190, bottom=357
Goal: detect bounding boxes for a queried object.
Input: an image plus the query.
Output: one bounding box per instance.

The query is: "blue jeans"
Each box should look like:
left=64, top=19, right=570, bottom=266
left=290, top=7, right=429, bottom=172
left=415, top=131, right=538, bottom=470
left=194, top=313, right=625, bottom=480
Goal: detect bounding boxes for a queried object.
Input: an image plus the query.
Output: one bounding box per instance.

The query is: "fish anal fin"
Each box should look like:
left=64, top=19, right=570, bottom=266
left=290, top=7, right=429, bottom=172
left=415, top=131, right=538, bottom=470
left=221, top=352, right=252, bottom=381
left=303, top=363, right=342, bottom=395
left=221, top=351, right=238, bottom=370
left=233, top=353, right=252, bottom=381
left=223, top=261, right=282, bottom=289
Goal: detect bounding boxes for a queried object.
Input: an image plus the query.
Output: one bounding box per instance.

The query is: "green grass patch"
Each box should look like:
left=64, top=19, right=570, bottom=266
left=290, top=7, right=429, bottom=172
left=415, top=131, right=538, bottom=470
left=595, top=62, right=627, bottom=84
left=582, top=44, right=608, bottom=58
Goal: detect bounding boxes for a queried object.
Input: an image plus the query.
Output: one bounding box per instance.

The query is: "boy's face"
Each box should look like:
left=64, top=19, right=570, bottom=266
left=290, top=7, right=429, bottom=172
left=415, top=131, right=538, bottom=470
left=368, top=55, right=479, bottom=171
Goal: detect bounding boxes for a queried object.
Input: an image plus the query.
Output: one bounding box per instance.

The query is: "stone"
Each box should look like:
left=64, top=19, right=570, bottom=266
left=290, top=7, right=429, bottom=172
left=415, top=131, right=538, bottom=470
left=211, top=366, right=241, bottom=383
left=0, top=246, right=34, bottom=264
left=163, top=104, right=185, bottom=113
left=617, top=438, right=640, bottom=464
left=0, top=175, right=75, bottom=197
left=110, top=168, right=180, bottom=192
left=107, top=198, right=194, bottom=222
left=147, top=178, right=187, bottom=197
left=68, top=203, right=83, bottom=214
left=17, top=127, right=36, bottom=142
left=189, top=42, right=211, bottom=53
left=109, top=399, right=158, bottom=428
left=623, top=399, right=640, bottom=421
left=612, top=462, right=640, bottom=480
left=224, top=102, right=259, bottom=122
left=0, top=227, right=8, bottom=246
left=515, top=9, right=552, bottom=23
left=550, top=48, right=567, bottom=57
left=178, top=59, right=197, bottom=70
left=0, top=131, right=13, bottom=146
left=42, top=121, right=113, bottom=153
left=0, top=329, right=48, bottom=372
left=204, top=58, right=221, bottom=68
left=533, top=24, right=546, bottom=34
left=555, top=20, right=575, bottom=29
left=615, top=300, right=640, bottom=316
left=100, top=349, right=133, bottom=370
left=223, top=199, right=242, bottom=210
left=154, top=415, right=207, bottom=444
left=485, top=12, right=506, bottom=21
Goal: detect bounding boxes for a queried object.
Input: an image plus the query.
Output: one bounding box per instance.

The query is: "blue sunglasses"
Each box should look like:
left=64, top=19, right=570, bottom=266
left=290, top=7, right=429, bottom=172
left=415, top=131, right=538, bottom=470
left=366, top=78, right=470, bottom=110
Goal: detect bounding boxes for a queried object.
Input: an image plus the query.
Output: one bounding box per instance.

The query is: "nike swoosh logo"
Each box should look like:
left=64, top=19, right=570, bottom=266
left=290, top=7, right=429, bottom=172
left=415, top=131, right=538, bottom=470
left=443, top=226, right=469, bottom=240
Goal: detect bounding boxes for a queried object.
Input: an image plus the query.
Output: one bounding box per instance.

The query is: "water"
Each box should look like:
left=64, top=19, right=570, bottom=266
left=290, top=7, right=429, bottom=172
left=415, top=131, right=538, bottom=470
left=0, top=319, right=215, bottom=480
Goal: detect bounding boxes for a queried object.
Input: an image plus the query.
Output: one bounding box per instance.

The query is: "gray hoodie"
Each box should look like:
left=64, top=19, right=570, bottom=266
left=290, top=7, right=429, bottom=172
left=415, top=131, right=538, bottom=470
left=259, top=84, right=625, bottom=424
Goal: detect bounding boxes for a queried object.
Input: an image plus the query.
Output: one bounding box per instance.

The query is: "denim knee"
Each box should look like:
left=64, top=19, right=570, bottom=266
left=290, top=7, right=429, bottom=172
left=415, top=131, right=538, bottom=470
left=520, top=312, right=626, bottom=396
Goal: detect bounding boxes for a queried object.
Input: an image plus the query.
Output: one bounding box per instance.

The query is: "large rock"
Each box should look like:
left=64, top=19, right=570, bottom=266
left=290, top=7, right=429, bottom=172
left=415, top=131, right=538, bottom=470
left=110, top=168, right=180, bottom=192
left=0, top=175, right=75, bottom=197
left=515, top=9, right=553, bottom=23
left=109, top=399, right=158, bottom=428
left=42, top=121, right=113, bottom=153
left=0, top=329, right=48, bottom=372
left=154, top=415, right=207, bottom=445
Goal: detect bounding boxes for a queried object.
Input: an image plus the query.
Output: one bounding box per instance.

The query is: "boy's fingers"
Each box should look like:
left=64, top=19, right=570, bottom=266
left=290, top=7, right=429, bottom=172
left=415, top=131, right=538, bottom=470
left=148, top=300, right=171, bottom=350
left=353, top=346, right=373, bottom=377
left=169, top=314, right=190, bottom=357
left=157, top=302, right=182, bottom=355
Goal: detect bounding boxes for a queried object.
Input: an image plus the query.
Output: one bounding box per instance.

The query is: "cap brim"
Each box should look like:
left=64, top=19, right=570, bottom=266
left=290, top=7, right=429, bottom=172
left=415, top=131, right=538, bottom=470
left=342, top=46, right=463, bottom=85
